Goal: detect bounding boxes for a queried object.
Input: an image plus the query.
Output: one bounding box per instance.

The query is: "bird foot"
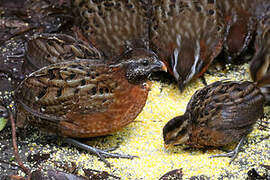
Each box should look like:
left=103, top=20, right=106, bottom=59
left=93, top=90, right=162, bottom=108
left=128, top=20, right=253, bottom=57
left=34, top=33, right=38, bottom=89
left=209, top=137, right=246, bottom=164
left=209, top=149, right=238, bottom=164
left=63, top=138, right=138, bottom=167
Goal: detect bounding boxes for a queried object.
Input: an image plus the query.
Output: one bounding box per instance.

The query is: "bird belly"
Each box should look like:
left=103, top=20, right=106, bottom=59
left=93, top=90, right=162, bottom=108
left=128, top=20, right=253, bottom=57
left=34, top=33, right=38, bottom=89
left=59, top=83, right=149, bottom=138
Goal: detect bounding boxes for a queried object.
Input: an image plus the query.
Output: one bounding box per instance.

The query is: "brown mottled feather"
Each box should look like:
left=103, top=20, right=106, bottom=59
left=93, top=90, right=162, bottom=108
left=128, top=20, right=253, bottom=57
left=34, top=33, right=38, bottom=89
left=73, top=0, right=150, bottom=60
left=16, top=59, right=150, bottom=137
left=250, top=18, right=270, bottom=82
left=23, top=34, right=102, bottom=74
left=216, top=0, right=259, bottom=61
left=163, top=81, right=264, bottom=147
left=186, top=81, right=264, bottom=146
left=150, top=0, right=224, bottom=88
left=250, top=16, right=270, bottom=102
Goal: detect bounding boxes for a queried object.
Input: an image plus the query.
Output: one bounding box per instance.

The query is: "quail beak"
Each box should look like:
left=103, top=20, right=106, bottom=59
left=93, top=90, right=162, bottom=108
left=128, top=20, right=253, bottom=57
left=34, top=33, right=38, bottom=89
left=164, top=143, right=173, bottom=149
left=161, top=63, right=167, bottom=72
left=152, top=61, right=167, bottom=72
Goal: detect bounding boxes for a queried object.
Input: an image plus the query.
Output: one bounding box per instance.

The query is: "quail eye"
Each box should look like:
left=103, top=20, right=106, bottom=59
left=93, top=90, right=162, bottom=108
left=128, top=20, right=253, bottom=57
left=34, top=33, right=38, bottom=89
left=142, top=60, right=149, bottom=66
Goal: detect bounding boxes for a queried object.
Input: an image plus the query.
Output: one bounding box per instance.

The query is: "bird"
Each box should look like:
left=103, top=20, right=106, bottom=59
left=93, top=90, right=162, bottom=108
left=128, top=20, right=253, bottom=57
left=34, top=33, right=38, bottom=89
left=23, top=33, right=102, bottom=75
left=15, top=48, right=167, bottom=164
left=249, top=16, right=270, bottom=102
left=163, top=80, right=265, bottom=162
left=216, top=0, right=257, bottom=63
left=73, top=0, right=150, bottom=61
left=216, top=0, right=270, bottom=64
left=150, top=0, right=224, bottom=90
left=15, top=1, right=168, bottom=165
left=250, top=18, right=270, bottom=82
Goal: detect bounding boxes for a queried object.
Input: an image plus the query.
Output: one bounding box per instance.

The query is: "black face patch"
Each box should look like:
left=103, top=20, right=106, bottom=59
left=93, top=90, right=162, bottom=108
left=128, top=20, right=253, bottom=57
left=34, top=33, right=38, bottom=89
left=125, top=62, right=150, bottom=84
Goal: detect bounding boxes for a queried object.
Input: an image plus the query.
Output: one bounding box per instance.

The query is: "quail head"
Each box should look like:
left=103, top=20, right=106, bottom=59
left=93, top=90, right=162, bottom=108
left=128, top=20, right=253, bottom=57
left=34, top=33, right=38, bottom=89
left=163, top=81, right=265, bottom=161
left=73, top=0, right=150, bottom=61
left=150, top=0, right=224, bottom=90
left=23, top=33, right=102, bottom=75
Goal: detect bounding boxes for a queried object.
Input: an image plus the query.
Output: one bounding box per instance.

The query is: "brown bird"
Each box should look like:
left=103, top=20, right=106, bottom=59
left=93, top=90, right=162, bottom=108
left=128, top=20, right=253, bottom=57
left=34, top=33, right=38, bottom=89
left=23, top=33, right=102, bottom=75
left=249, top=16, right=270, bottom=102
left=163, top=80, right=265, bottom=162
left=16, top=49, right=167, bottom=163
left=216, top=0, right=269, bottom=63
left=250, top=18, right=270, bottom=81
left=17, top=0, right=167, bottom=164
left=150, top=0, right=224, bottom=90
left=73, top=0, right=150, bottom=61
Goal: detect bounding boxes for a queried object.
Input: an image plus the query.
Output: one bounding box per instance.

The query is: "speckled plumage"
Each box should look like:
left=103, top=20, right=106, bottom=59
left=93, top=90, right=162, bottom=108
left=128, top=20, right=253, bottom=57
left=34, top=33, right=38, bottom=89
left=150, top=0, right=224, bottom=89
left=163, top=81, right=265, bottom=147
left=250, top=17, right=270, bottom=82
left=1, top=0, right=269, bottom=178
left=216, top=0, right=258, bottom=62
left=23, top=33, right=102, bottom=74
left=71, top=0, right=270, bottom=90
left=16, top=51, right=166, bottom=137
left=249, top=16, right=270, bottom=102
left=73, top=0, right=150, bottom=60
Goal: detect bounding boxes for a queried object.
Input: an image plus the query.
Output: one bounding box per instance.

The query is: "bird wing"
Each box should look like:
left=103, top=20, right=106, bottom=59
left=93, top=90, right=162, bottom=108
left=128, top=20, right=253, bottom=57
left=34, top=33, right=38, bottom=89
left=24, top=33, right=102, bottom=74
left=16, top=59, right=120, bottom=121
left=187, top=81, right=264, bottom=130
left=16, top=59, right=149, bottom=137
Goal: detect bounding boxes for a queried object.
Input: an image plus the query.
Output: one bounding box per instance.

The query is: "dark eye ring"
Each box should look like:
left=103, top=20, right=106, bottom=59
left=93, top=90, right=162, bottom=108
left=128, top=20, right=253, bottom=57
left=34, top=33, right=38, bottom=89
left=142, top=60, right=149, bottom=66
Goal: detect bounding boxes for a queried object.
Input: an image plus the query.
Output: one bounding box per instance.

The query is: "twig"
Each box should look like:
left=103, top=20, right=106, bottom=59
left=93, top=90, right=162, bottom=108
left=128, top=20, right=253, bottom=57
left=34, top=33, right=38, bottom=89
left=9, top=108, right=31, bottom=179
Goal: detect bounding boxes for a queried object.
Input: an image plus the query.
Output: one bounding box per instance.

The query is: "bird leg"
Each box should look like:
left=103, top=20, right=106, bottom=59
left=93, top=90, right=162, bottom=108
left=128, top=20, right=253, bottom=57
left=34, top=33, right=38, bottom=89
left=209, top=136, right=246, bottom=164
left=62, top=138, right=138, bottom=167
